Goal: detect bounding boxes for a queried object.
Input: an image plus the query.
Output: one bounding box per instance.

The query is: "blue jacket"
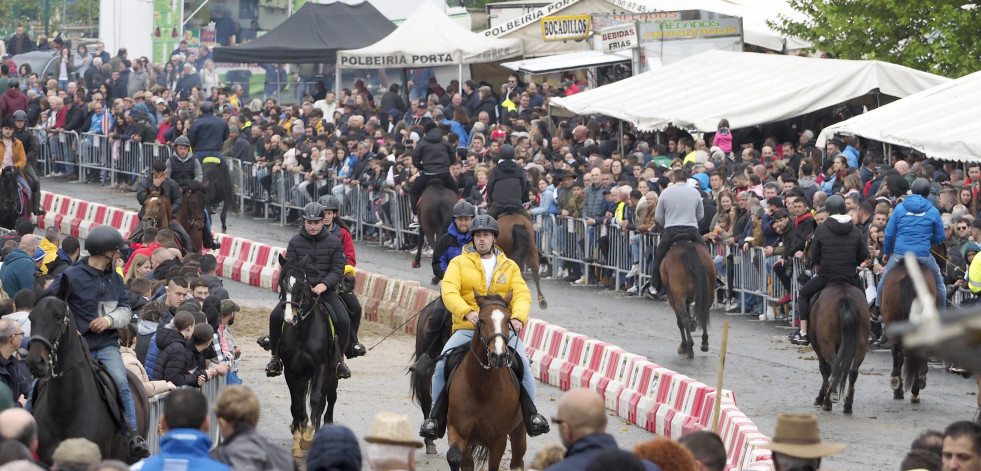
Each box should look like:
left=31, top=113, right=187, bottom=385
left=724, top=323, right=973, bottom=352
left=131, top=429, right=229, bottom=471
left=844, top=146, right=860, bottom=168
left=0, top=249, right=36, bottom=298
left=439, top=222, right=470, bottom=275
left=144, top=331, right=160, bottom=375
left=883, top=194, right=945, bottom=257
left=441, top=119, right=469, bottom=148
left=543, top=433, right=661, bottom=471
left=531, top=184, right=557, bottom=216
left=49, top=260, right=131, bottom=351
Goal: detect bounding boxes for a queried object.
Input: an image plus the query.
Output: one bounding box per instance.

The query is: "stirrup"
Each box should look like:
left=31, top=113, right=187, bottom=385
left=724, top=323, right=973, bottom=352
left=528, top=413, right=550, bottom=437
left=257, top=335, right=271, bottom=351
left=336, top=362, right=351, bottom=379
left=265, top=357, right=282, bottom=377
left=349, top=342, right=367, bottom=358
left=419, top=418, right=438, bottom=439
left=128, top=434, right=150, bottom=460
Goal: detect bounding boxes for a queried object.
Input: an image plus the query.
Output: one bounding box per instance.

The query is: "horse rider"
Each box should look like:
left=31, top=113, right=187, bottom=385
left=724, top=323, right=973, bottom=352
left=0, top=118, right=31, bottom=211
left=408, top=121, right=458, bottom=228
left=135, top=159, right=193, bottom=249
left=11, top=110, right=43, bottom=216
left=648, top=169, right=705, bottom=300
left=874, top=178, right=946, bottom=314
left=318, top=195, right=366, bottom=359
left=47, top=225, right=150, bottom=458
left=166, top=135, right=219, bottom=249
left=187, top=101, right=229, bottom=167
left=419, top=214, right=549, bottom=440
left=417, top=201, right=476, bottom=356
left=485, top=144, right=531, bottom=219
left=265, top=201, right=354, bottom=379
left=792, top=195, right=869, bottom=346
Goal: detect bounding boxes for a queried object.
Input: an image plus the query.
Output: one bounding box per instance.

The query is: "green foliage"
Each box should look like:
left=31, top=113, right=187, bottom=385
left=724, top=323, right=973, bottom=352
left=770, top=0, right=981, bottom=78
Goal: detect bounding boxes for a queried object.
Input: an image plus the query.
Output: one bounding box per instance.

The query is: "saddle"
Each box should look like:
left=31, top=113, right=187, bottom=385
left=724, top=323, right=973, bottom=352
left=667, top=231, right=701, bottom=248
left=90, top=358, right=130, bottom=432
left=494, top=205, right=528, bottom=219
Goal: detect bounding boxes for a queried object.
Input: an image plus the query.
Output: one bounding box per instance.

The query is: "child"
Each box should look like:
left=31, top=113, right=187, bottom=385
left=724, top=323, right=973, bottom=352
left=120, top=325, right=175, bottom=397
left=712, top=118, right=732, bottom=154
left=565, top=181, right=585, bottom=219
left=151, top=311, right=203, bottom=387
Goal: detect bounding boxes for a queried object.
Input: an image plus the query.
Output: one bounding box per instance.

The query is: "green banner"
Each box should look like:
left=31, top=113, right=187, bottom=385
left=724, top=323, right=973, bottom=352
left=152, top=0, right=182, bottom=64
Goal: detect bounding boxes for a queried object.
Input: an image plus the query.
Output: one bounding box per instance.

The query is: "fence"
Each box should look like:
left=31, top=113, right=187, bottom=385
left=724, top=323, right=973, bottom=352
left=145, top=375, right=228, bottom=455
left=28, top=127, right=976, bottom=316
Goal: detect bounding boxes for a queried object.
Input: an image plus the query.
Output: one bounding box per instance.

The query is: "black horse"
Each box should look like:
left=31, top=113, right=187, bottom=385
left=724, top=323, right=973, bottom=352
left=27, top=280, right=145, bottom=464
left=412, top=181, right=456, bottom=272
left=0, top=166, right=26, bottom=229
left=275, top=254, right=342, bottom=458
left=201, top=161, right=236, bottom=233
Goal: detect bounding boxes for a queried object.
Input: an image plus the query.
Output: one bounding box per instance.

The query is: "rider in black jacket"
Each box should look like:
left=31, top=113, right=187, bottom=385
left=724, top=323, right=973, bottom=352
left=409, top=122, right=458, bottom=218
left=486, top=144, right=530, bottom=218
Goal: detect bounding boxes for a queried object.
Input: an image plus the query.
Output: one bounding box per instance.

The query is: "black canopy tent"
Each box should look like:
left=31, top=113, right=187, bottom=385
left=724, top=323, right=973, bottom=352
left=212, top=2, right=396, bottom=64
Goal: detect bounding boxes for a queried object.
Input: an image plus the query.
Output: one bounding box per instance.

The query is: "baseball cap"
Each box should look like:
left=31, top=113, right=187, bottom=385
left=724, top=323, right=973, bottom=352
left=408, top=132, right=421, bottom=143
left=32, top=247, right=46, bottom=263
left=153, top=97, right=166, bottom=104
left=491, top=129, right=507, bottom=140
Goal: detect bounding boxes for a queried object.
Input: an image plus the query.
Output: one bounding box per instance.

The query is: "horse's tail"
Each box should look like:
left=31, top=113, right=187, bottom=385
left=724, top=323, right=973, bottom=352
left=511, top=222, right=531, bottom=272
left=829, top=294, right=862, bottom=398
left=898, top=269, right=927, bottom=394
left=682, top=244, right=711, bottom=331
left=898, top=272, right=917, bottom=319
left=469, top=444, right=490, bottom=470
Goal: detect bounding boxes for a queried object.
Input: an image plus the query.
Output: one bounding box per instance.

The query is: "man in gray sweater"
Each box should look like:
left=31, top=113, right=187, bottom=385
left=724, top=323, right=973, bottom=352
left=649, top=169, right=705, bottom=300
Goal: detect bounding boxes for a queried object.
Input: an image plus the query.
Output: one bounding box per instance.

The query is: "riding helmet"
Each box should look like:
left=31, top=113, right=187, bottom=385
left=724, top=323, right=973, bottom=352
left=469, top=214, right=499, bottom=237
left=911, top=178, right=931, bottom=197
left=302, top=201, right=325, bottom=221
left=174, top=136, right=191, bottom=148
left=85, top=225, right=127, bottom=256
left=497, top=144, right=515, bottom=161
left=199, top=101, right=214, bottom=114
left=825, top=195, right=847, bottom=215
left=7, top=79, right=17, bottom=89
left=11, top=110, right=27, bottom=121
left=319, top=195, right=341, bottom=212
left=452, top=201, right=476, bottom=218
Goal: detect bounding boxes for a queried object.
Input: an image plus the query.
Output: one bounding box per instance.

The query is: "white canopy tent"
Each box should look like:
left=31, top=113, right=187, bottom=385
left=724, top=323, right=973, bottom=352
left=817, top=71, right=981, bottom=163
left=501, top=50, right=632, bottom=74
left=549, top=50, right=951, bottom=132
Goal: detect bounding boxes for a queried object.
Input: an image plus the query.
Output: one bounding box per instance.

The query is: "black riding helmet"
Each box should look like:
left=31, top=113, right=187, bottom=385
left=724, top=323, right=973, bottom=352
left=911, top=178, right=931, bottom=197
left=319, top=195, right=341, bottom=212
left=469, top=214, right=498, bottom=236
left=498, top=144, right=515, bottom=161
left=85, top=225, right=127, bottom=256
left=11, top=110, right=27, bottom=122
left=825, top=195, right=847, bottom=215
left=452, top=201, right=476, bottom=218
left=303, top=201, right=325, bottom=221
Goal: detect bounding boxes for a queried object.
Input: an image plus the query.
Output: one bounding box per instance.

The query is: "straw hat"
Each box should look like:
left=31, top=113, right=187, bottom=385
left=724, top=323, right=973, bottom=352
left=364, top=412, right=423, bottom=448
left=762, top=413, right=846, bottom=459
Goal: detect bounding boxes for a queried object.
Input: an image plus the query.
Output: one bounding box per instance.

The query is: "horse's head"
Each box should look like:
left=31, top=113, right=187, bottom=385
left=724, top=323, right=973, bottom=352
left=182, top=186, right=207, bottom=230
left=278, top=254, right=311, bottom=325
left=143, top=196, right=167, bottom=228
left=472, top=289, right=514, bottom=369
left=27, top=279, right=76, bottom=379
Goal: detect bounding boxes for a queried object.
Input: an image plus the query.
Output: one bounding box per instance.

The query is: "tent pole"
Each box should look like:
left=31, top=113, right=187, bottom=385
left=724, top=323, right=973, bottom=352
left=334, top=62, right=341, bottom=103
left=458, top=64, right=463, bottom=90
left=618, top=120, right=624, bottom=156
left=402, top=68, right=410, bottom=107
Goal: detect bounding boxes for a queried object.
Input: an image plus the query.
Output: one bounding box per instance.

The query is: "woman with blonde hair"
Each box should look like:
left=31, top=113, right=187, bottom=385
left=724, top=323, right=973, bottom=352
left=123, top=254, right=151, bottom=282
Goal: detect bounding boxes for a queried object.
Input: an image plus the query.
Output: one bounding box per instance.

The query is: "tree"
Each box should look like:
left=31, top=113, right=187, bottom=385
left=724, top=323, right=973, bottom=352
left=770, top=0, right=981, bottom=78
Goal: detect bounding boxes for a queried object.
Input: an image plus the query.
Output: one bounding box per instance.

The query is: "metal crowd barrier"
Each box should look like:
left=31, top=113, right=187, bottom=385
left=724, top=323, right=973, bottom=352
left=145, top=375, right=227, bottom=455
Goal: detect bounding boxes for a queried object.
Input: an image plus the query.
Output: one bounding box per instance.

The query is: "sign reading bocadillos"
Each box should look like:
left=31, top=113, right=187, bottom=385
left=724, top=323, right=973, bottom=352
left=540, top=15, right=591, bottom=42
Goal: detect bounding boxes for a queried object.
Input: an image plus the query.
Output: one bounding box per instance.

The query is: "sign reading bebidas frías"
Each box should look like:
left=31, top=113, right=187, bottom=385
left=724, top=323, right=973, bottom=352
left=540, top=15, right=591, bottom=42
left=600, top=22, right=638, bottom=53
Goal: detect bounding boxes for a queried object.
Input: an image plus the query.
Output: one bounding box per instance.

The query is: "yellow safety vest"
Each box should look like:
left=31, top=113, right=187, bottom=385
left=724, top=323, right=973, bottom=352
left=968, top=253, right=981, bottom=294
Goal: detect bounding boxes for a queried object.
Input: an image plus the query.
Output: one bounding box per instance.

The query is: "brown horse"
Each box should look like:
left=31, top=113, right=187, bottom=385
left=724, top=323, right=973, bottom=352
left=142, top=194, right=172, bottom=231
left=662, top=239, right=715, bottom=359
left=446, top=290, right=526, bottom=471
left=410, top=299, right=452, bottom=455
left=177, top=183, right=208, bottom=254
left=496, top=214, right=548, bottom=310
left=879, top=262, right=939, bottom=403
left=809, top=282, right=870, bottom=414
left=412, top=181, right=457, bottom=271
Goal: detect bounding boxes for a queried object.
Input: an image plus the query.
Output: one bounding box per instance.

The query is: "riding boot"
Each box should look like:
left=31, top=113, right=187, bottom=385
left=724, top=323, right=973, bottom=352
left=519, top=386, right=550, bottom=437
left=346, top=312, right=365, bottom=358
left=333, top=337, right=351, bottom=379
left=420, top=390, right=448, bottom=439
left=264, top=313, right=283, bottom=377
left=125, top=421, right=150, bottom=459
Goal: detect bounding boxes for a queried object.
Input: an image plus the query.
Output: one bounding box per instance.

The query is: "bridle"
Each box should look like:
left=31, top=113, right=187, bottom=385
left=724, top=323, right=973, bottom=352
left=144, top=196, right=163, bottom=228
left=184, top=191, right=207, bottom=229
left=280, top=269, right=320, bottom=323
left=29, top=306, right=73, bottom=379
left=470, top=300, right=515, bottom=370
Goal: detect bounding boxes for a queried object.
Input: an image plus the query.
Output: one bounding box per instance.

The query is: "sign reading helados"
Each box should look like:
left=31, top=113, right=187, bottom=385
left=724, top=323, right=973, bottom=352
left=600, top=22, right=638, bottom=53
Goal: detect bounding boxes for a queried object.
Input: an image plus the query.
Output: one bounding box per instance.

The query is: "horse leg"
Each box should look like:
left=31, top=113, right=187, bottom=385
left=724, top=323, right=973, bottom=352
left=701, top=325, right=709, bottom=353
left=529, top=253, right=547, bottom=310
left=674, top=307, right=688, bottom=356
left=446, top=426, right=464, bottom=471
left=302, top=366, right=328, bottom=450
left=509, top=426, right=527, bottom=470
left=909, top=351, right=922, bottom=404
left=843, top=366, right=859, bottom=414
left=220, top=201, right=228, bottom=233
left=286, top=374, right=309, bottom=456
left=814, top=357, right=830, bottom=410
left=322, top=367, right=339, bottom=424
left=890, top=340, right=905, bottom=400
left=489, top=436, right=508, bottom=471
left=413, top=226, right=424, bottom=268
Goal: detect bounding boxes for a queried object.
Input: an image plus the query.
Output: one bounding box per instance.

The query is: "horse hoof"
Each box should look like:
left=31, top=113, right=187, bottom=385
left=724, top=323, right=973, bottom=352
left=677, top=345, right=687, bottom=355
left=686, top=351, right=694, bottom=360
left=426, top=444, right=438, bottom=455
left=843, top=405, right=853, bottom=415
left=814, top=398, right=823, bottom=407
left=911, top=395, right=920, bottom=404
left=918, top=376, right=927, bottom=390
left=300, top=426, right=315, bottom=449
left=890, top=376, right=901, bottom=390
left=292, top=447, right=304, bottom=458
left=822, top=403, right=832, bottom=412
left=539, top=299, right=548, bottom=310
left=412, top=260, right=420, bottom=268
left=700, top=344, right=709, bottom=352
left=829, top=391, right=839, bottom=404
left=894, top=389, right=904, bottom=400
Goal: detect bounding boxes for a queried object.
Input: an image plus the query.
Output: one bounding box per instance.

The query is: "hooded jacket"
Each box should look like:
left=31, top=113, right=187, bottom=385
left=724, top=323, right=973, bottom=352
left=38, top=237, right=58, bottom=274
left=883, top=194, right=945, bottom=257
left=45, top=248, right=73, bottom=277
left=0, top=88, right=28, bottom=119
left=49, top=259, right=132, bottom=351
left=0, top=249, right=35, bottom=298
left=433, top=222, right=471, bottom=280
left=810, top=215, right=869, bottom=281
left=326, top=223, right=356, bottom=266
left=441, top=244, right=531, bottom=332
left=187, top=112, right=230, bottom=153
left=131, top=428, right=229, bottom=471
left=211, top=424, right=297, bottom=471
left=411, top=127, right=454, bottom=174
left=284, top=226, right=346, bottom=290
left=152, top=327, right=198, bottom=386
left=486, top=159, right=530, bottom=210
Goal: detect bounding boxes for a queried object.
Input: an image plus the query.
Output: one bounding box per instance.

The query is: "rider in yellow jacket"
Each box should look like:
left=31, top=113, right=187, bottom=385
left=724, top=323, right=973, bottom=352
left=968, top=245, right=981, bottom=294
left=419, top=214, right=549, bottom=439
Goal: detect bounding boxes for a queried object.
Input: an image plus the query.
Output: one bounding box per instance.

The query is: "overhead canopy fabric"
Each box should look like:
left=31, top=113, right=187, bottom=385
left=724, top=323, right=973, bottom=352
left=817, top=71, right=981, bottom=163
left=549, top=50, right=950, bottom=132
left=482, top=0, right=809, bottom=57
left=212, top=2, right=395, bottom=64
left=337, top=2, right=522, bottom=69
left=500, top=50, right=631, bottom=74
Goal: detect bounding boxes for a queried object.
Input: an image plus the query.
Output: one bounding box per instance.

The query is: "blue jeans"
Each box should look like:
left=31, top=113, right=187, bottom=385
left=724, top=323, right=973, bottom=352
left=431, top=329, right=535, bottom=408
left=876, top=254, right=946, bottom=308
left=93, top=346, right=138, bottom=431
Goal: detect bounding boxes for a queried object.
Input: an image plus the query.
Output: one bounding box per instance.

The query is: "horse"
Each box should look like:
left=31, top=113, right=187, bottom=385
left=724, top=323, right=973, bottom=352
left=177, top=181, right=208, bottom=254
left=275, top=254, right=342, bottom=457
left=0, top=166, right=27, bottom=229
left=27, top=281, right=145, bottom=463
left=141, top=193, right=172, bottom=232
left=201, top=161, right=236, bottom=233
left=445, top=290, right=526, bottom=471
left=496, top=213, right=548, bottom=310
left=412, top=181, right=456, bottom=271
left=661, top=239, right=716, bottom=359
left=809, top=282, right=870, bottom=414
left=410, top=299, right=453, bottom=455
left=879, top=261, right=940, bottom=403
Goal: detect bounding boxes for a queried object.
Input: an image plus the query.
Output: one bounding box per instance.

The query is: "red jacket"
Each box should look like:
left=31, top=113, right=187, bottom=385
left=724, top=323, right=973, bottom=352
left=125, top=242, right=162, bottom=275
left=328, top=223, right=356, bottom=266
left=0, top=89, right=28, bottom=119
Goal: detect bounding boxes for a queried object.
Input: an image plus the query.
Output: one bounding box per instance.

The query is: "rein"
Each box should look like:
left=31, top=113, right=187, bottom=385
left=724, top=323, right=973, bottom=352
left=470, top=300, right=516, bottom=370
left=29, top=308, right=73, bottom=379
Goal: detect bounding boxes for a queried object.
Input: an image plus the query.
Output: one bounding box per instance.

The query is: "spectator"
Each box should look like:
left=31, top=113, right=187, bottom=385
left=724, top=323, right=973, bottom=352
left=941, top=421, right=981, bottom=471
left=363, top=412, right=423, bottom=471
left=2, top=290, right=31, bottom=338
left=45, top=234, right=78, bottom=277
left=0, top=235, right=38, bottom=298
left=210, top=385, right=295, bottom=470
left=130, top=389, right=230, bottom=470
left=216, top=299, right=241, bottom=384
left=584, top=449, right=648, bottom=471
left=901, top=448, right=941, bottom=471
left=151, top=311, right=203, bottom=386
left=762, top=413, right=845, bottom=471
left=0, top=319, right=29, bottom=407
left=50, top=438, right=101, bottom=470
left=88, top=460, right=130, bottom=471
left=306, top=424, right=361, bottom=471
left=198, top=255, right=229, bottom=300
left=6, top=27, right=35, bottom=56
left=0, top=408, right=41, bottom=466
left=678, top=431, right=727, bottom=471
left=531, top=443, right=567, bottom=471
left=634, top=437, right=696, bottom=471
left=119, top=325, right=175, bottom=397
